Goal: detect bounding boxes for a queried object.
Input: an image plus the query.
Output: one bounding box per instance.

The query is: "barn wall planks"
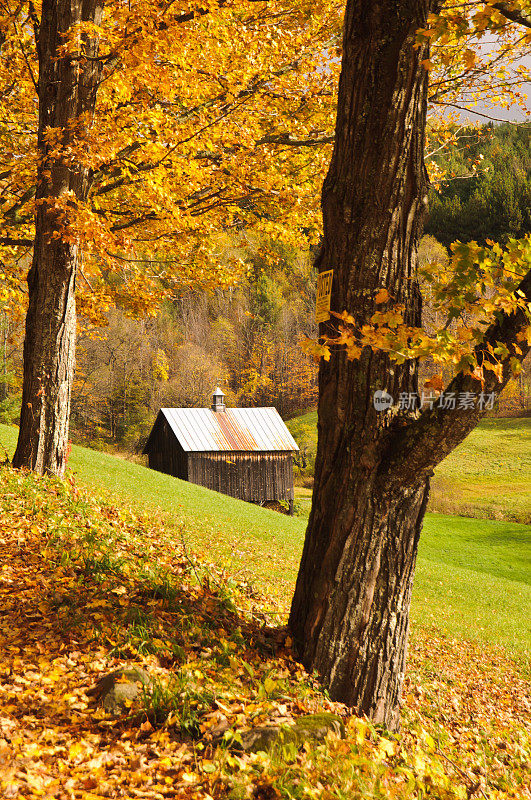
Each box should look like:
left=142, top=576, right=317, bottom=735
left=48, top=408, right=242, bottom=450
left=146, top=417, right=188, bottom=480
left=188, top=451, right=294, bottom=507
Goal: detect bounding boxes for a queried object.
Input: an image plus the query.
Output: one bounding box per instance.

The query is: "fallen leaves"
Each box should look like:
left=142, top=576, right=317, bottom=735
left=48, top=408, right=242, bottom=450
left=0, top=465, right=529, bottom=799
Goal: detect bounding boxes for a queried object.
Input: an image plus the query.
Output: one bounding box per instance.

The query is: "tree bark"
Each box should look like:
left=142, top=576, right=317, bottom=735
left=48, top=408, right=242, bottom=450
left=12, top=0, right=103, bottom=475
left=289, top=0, right=443, bottom=731
left=289, top=0, right=531, bottom=731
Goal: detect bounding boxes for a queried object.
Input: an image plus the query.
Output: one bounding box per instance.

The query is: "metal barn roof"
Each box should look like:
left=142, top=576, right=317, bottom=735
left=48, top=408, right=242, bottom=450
left=150, top=407, right=299, bottom=453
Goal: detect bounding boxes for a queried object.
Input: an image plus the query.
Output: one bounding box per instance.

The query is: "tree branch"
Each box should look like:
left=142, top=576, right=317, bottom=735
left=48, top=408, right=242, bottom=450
left=0, top=237, right=34, bottom=247
left=257, top=133, right=334, bottom=147
left=492, top=2, right=531, bottom=28
left=2, top=186, right=37, bottom=220
left=382, top=267, right=531, bottom=487
left=429, top=100, right=522, bottom=123
left=110, top=212, right=157, bottom=232
left=170, top=0, right=266, bottom=26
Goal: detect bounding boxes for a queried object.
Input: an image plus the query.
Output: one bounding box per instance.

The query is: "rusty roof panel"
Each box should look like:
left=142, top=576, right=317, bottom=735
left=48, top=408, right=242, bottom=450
left=158, top=407, right=298, bottom=453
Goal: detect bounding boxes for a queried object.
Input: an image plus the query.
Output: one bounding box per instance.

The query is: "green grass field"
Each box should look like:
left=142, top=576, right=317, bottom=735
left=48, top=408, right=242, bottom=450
left=288, top=413, right=531, bottom=523
left=1, top=422, right=529, bottom=657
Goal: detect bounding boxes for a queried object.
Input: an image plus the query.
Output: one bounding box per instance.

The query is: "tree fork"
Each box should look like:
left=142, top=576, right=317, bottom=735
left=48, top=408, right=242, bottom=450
left=289, top=0, right=444, bottom=729
left=289, top=0, right=531, bottom=729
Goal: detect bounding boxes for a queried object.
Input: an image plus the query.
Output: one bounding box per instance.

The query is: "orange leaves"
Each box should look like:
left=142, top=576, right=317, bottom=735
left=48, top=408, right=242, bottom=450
left=1, top=0, right=342, bottom=320
left=424, top=374, right=444, bottom=391
left=370, top=307, right=404, bottom=329
left=374, top=287, right=390, bottom=304
left=1, top=465, right=530, bottom=799
left=300, top=335, right=331, bottom=363
left=0, top=464, right=327, bottom=797
left=419, top=2, right=531, bottom=124
left=2, top=0, right=530, bottom=333
left=463, top=48, right=476, bottom=71
left=483, top=358, right=504, bottom=382
left=404, top=631, right=531, bottom=800
left=330, top=309, right=356, bottom=324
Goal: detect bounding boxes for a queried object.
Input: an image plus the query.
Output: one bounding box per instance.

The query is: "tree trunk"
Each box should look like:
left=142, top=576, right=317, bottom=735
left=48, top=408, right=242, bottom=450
left=291, top=469, right=430, bottom=730
left=12, top=0, right=103, bottom=476
left=289, top=0, right=531, bottom=730
left=289, top=0, right=441, bottom=730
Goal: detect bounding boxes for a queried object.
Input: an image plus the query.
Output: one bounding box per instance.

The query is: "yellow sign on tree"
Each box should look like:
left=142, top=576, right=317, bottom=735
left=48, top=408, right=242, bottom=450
left=316, top=270, right=334, bottom=323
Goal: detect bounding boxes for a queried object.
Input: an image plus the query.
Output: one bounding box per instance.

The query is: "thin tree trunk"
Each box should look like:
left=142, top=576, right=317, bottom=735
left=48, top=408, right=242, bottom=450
left=13, top=0, right=103, bottom=476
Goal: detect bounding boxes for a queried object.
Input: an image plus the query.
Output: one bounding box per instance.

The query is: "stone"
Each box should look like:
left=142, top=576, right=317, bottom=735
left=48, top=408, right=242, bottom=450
left=210, top=714, right=230, bottom=738
left=87, top=667, right=152, bottom=715
left=237, top=712, right=345, bottom=753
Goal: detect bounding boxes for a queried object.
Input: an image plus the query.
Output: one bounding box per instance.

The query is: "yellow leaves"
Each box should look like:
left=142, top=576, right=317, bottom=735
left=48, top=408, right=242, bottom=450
left=378, top=738, right=396, bottom=758
left=41, top=667, right=63, bottom=685
left=0, top=462, right=530, bottom=800
left=419, top=3, right=531, bottom=123
left=516, top=325, right=531, bottom=345
left=151, top=349, right=169, bottom=382
left=300, top=336, right=330, bottom=364
left=263, top=676, right=277, bottom=696
left=474, top=9, right=492, bottom=34
left=1, top=0, right=338, bottom=317
left=510, top=356, right=522, bottom=376
left=483, top=360, right=504, bottom=382
left=351, top=717, right=368, bottom=745
left=370, top=308, right=404, bottom=329
left=346, top=341, right=362, bottom=360
left=330, top=309, right=356, bottom=325
left=423, top=731, right=436, bottom=753
left=456, top=326, right=473, bottom=342
left=68, top=741, right=86, bottom=761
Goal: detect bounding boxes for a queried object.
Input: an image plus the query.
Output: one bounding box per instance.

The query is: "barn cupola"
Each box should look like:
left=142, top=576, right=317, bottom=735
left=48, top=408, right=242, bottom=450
left=211, top=387, right=226, bottom=412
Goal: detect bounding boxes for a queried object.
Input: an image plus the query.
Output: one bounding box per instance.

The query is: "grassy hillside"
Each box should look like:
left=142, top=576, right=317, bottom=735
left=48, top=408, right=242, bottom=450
left=287, top=413, right=531, bottom=523
left=2, top=465, right=529, bottom=800
left=1, top=422, right=529, bottom=656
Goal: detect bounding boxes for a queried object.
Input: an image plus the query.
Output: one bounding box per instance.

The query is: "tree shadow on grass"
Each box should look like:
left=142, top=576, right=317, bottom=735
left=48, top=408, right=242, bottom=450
left=0, top=520, right=291, bottom=737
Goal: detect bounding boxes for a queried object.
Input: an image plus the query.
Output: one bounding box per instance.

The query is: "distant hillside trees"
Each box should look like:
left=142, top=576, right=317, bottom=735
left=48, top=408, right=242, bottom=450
left=71, top=237, right=318, bottom=448
left=426, top=123, right=531, bottom=247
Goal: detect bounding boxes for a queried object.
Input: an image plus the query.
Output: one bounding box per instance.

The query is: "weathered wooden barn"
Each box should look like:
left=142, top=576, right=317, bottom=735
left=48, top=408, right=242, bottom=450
left=143, top=389, right=299, bottom=512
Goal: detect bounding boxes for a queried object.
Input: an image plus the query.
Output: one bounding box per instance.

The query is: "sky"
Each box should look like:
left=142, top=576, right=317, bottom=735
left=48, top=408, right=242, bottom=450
left=451, top=47, right=531, bottom=124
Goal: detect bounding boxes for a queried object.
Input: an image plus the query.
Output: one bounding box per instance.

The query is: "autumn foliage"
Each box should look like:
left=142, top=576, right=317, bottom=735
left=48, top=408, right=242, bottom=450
left=1, top=0, right=531, bottom=746
left=1, top=2, right=529, bottom=331
left=0, top=465, right=529, bottom=799
left=1, top=1, right=530, bottom=436
left=0, top=0, right=341, bottom=321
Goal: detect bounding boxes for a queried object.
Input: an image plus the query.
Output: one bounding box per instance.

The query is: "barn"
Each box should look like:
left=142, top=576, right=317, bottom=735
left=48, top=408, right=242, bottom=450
left=143, top=388, right=299, bottom=513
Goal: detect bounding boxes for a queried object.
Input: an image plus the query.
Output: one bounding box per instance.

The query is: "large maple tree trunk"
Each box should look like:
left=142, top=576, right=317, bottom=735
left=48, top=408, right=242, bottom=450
left=13, top=0, right=102, bottom=476
left=289, top=0, right=531, bottom=730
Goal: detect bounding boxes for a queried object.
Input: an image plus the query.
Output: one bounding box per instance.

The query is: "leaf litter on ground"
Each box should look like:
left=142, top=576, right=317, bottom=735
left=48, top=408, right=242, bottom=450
left=0, top=466, right=529, bottom=799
